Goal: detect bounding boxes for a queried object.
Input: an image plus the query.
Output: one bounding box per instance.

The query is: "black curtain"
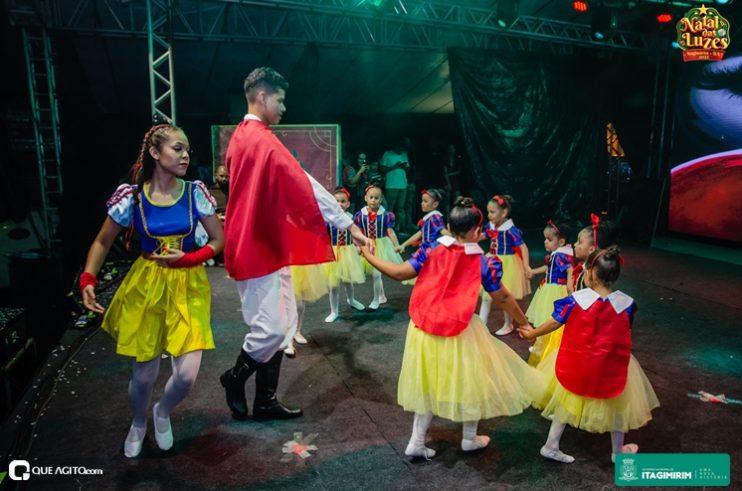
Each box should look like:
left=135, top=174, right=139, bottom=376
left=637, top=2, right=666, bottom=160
left=449, top=47, right=615, bottom=228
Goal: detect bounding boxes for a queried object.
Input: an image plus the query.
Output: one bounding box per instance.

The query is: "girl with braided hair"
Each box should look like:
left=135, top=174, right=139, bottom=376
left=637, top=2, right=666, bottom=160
left=79, top=124, right=224, bottom=458
left=359, top=196, right=544, bottom=459
left=518, top=246, right=659, bottom=464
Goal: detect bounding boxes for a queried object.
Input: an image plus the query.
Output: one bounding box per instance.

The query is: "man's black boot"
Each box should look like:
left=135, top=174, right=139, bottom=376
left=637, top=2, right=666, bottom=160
left=253, top=351, right=303, bottom=421
left=220, top=349, right=258, bottom=420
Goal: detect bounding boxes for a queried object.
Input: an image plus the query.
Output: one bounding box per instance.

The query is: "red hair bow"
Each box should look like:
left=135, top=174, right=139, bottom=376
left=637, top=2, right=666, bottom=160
left=492, top=195, right=505, bottom=206
left=590, top=212, right=600, bottom=246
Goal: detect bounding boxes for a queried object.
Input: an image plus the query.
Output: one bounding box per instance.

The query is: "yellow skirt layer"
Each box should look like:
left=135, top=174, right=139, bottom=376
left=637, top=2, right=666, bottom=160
left=535, top=350, right=660, bottom=433
left=361, top=237, right=403, bottom=275
left=526, top=283, right=568, bottom=366
left=291, top=264, right=329, bottom=303
left=102, top=256, right=215, bottom=362
left=325, top=245, right=365, bottom=288
left=498, top=254, right=532, bottom=299
left=397, top=315, right=546, bottom=422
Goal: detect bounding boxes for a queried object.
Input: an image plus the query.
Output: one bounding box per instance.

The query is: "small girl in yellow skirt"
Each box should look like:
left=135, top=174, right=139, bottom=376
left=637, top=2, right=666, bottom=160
left=518, top=246, right=659, bottom=464
left=478, top=194, right=532, bottom=336
left=79, top=124, right=224, bottom=458
left=359, top=197, right=545, bottom=458
left=526, top=220, right=574, bottom=366
left=284, top=263, right=329, bottom=357
left=324, top=187, right=366, bottom=322
left=353, top=184, right=403, bottom=310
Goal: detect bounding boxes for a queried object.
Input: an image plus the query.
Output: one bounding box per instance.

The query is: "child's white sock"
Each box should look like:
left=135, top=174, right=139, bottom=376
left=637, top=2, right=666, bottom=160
left=541, top=420, right=574, bottom=463
left=478, top=295, right=492, bottom=324
left=370, top=272, right=384, bottom=310
left=405, top=412, right=435, bottom=459
left=343, top=283, right=365, bottom=310
left=461, top=420, right=490, bottom=451
left=611, top=431, right=638, bottom=463
left=326, top=287, right=340, bottom=322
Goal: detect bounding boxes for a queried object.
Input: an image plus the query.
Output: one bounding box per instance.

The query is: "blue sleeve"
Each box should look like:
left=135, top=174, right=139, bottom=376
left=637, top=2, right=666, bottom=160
left=106, top=184, right=134, bottom=227
left=386, top=212, right=396, bottom=230
left=353, top=211, right=362, bottom=227
left=554, top=253, right=574, bottom=274
left=481, top=255, right=503, bottom=292
left=430, top=214, right=445, bottom=236
left=551, top=296, right=576, bottom=324
left=193, top=180, right=216, bottom=218
left=408, top=245, right=431, bottom=273
left=508, top=228, right=524, bottom=246
left=627, top=302, right=637, bottom=328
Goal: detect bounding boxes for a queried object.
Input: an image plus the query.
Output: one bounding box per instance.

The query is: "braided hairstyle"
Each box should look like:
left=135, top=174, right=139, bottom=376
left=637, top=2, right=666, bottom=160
left=243, top=67, right=289, bottom=103
left=448, top=196, right=483, bottom=236
left=585, top=245, right=622, bottom=287
left=130, top=124, right=181, bottom=204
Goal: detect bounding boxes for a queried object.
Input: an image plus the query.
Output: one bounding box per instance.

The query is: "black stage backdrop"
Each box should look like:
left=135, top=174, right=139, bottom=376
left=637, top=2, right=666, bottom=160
left=448, top=47, right=653, bottom=229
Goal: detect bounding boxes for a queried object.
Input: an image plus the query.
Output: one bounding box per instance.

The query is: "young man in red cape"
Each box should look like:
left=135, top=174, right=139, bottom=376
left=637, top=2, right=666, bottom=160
left=219, top=67, right=368, bottom=421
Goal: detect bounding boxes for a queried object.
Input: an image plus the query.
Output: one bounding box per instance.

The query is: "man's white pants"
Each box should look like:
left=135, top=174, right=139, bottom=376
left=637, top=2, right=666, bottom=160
left=236, top=267, right=297, bottom=363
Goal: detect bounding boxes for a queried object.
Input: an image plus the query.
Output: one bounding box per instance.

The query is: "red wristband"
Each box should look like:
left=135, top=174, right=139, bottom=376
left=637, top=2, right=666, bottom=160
left=170, top=246, right=216, bottom=268
left=79, top=272, right=97, bottom=296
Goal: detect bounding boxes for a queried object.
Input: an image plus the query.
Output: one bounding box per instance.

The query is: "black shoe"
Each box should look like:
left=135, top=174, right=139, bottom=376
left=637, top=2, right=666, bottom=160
left=220, top=350, right=258, bottom=421
left=253, top=351, right=303, bottom=421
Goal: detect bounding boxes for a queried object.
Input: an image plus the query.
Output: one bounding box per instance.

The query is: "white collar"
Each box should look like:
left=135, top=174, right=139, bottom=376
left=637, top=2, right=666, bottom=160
left=361, top=206, right=386, bottom=215
left=437, top=236, right=483, bottom=255
left=551, top=245, right=574, bottom=256
left=573, top=289, right=634, bottom=313
left=422, top=210, right=443, bottom=221
left=497, top=219, right=514, bottom=231
left=244, top=114, right=262, bottom=122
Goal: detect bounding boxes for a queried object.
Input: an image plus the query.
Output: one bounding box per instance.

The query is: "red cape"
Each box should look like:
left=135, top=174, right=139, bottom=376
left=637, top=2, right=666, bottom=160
left=409, top=244, right=482, bottom=337
left=224, top=119, right=334, bottom=280
left=556, top=300, right=632, bottom=399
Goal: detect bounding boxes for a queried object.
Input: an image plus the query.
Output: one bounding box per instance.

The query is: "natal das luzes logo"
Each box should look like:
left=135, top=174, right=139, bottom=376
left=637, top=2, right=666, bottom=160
left=676, top=5, right=731, bottom=62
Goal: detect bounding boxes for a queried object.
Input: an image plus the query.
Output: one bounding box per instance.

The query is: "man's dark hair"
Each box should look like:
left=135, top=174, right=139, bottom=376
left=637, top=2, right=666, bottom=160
left=243, top=67, right=289, bottom=102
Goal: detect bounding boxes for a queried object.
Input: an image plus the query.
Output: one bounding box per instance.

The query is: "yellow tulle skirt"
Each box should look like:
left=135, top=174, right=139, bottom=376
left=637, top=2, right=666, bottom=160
left=361, top=237, right=403, bottom=275
left=526, top=283, right=568, bottom=366
left=325, top=245, right=365, bottom=288
left=498, top=254, right=532, bottom=300
left=397, top=315, right=547, bottom=422
left=290, top=264, right=329, bottom=303
left=102, top=257, right=215, bottom=362
left=535, top=350, right=660, bottom=433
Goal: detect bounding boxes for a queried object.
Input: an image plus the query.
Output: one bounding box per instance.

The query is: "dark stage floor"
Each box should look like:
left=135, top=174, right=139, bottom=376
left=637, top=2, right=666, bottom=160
left=2, top=245, right=741, bottom=490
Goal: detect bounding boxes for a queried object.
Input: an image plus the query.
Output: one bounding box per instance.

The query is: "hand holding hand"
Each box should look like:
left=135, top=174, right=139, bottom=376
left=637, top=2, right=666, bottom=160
left=517, top=323, right=536, bottom=341
left=150, top=248, right=186, bottom=267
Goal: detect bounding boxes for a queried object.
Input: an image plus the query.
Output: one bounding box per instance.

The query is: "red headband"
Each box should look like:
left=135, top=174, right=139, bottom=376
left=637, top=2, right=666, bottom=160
left=590, top=212, right=600, bottom=246
left=492, top=195, right=505, bottom=207
left=364, top=184, right=379, bottom=195
left=547, top=219, right=560, bottom=236
left=338, top=187, right=351, bottom=199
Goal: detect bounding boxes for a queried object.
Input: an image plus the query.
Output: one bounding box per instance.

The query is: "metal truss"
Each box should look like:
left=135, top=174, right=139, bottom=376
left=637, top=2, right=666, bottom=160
left=25, top=0, right=650, bottom=53
left=147, top=0, right=177, bottom=124
left=21, top=27, right=63, bottom=254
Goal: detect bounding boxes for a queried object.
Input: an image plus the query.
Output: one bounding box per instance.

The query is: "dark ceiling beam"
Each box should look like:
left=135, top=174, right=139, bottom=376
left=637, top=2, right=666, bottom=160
left=10, top=0, right=651, bottom=52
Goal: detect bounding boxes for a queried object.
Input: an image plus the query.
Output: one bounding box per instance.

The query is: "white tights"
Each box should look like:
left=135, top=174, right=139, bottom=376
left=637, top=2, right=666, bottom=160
left=128, top=350, right=202, bottom=428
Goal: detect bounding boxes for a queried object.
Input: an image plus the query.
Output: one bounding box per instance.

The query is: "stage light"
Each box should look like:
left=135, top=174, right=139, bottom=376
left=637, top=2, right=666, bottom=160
left=495, top=0, right=520, bottom=28
left=591, top=6, right=616, bottom=41
left=656, top=13, right=673, bottom=23
left=573, top=1, right=589, bottom=12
